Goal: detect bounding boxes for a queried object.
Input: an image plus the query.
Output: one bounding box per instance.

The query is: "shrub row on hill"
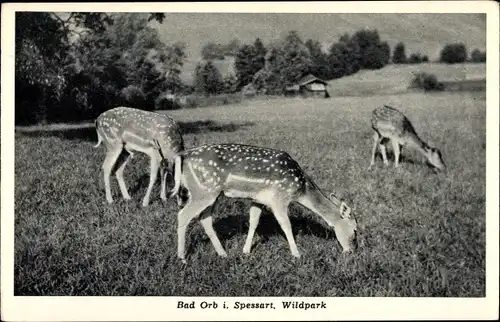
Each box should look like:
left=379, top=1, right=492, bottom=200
left=410, top=72, right=445, bottom=92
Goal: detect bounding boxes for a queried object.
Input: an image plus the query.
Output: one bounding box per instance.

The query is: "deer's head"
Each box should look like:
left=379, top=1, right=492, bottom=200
left=425, top=146, right=446, bottom=171
left=330, top=193, right=358, bottom=252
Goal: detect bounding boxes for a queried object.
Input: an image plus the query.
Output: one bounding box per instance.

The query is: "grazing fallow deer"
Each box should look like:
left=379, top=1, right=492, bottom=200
left=369, top=105, right=445, bottom=171
left=94, top=106, right=184, bottom=207
left=168, top=143, right=358, bottom=262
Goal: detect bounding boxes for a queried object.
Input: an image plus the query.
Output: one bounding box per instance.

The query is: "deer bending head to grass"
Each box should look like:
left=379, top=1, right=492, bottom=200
left=167, top=143, right=358, bottom=262
left=94, top=106, right=184, bottom=207
left=369, top=105, right=446, bottom=171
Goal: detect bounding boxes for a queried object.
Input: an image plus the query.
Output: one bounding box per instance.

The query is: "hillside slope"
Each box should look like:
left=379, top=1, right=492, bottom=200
left=152, top=13, right=486, bottom=84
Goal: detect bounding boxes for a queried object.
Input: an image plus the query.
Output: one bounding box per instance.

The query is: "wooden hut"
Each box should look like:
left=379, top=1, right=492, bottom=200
left=297, top=74, right=330, bottom=98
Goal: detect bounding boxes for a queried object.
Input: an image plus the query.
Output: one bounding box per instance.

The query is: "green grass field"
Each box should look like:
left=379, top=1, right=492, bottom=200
left=14, top=91, right=486, bottom=296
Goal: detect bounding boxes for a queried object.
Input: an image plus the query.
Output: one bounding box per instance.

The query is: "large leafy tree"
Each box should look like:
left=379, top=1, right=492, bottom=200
left=261, top=43, right=286, bottom=94
left=305, top=39, right=330, bottom=79
left=352, top=29, right=391, bottom=69
left=75, top=13, right=186, bottom=113
left=15, top=12, right=172, bottom=124
left=281, top=31, right=311, bottom=85
left=194, top=61, right=223, bottom=95
left=252, top=38, right=267, bottom=72
left=328, top=33, right=361, bottom=79
left=393, top=42, right=407, bottom=64
left=15, top=12, right=113, bottom=123
left=234, top=38, right=268, bottom=89
left=440, top=43, right=468, bottom=64
left=234, top=44, right=258, bottom=89
left=251, top=32, right=310, bottom=95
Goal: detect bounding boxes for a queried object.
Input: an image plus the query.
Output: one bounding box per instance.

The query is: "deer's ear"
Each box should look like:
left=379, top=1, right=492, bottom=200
left=329, top=192, right=336, bottom=200
left=339, top=201, right=351, bottom=219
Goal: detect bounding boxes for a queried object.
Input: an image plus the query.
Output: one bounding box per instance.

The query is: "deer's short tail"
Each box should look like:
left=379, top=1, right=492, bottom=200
left=169, top=155, right=182, bottom=198
left=93, top=132, right=103, bottom=148
left=93, top=120, right=102, bottom=148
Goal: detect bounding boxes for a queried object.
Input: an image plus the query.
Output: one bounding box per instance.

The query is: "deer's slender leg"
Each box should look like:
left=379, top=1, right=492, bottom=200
left=160, top=163, right=168, bottom=201
left=199, top=211, right=227, bottom=258
left=270, top=202, right=300, bottom=258
left=391, top=140, right=401, bottom=168
left=369, top=132, right=380, bottom=170
left=142, top=151, right=161, bottom=207
left=177, top=195, right=219, bottom=261
left=115, top=150, right=132, bottom=200
left=243, top=205, right=262, bottom=254
left=102, top=146, right=123, bottom=204
left=379, top=140, right=389, bottom=166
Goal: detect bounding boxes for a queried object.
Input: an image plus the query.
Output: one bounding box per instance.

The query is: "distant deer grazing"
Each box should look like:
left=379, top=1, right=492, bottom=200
left=168, top=143, right=358, bottom=262
left=369, top=105, right=445, bottom=171
left=94, top=106, right=184, bottom=207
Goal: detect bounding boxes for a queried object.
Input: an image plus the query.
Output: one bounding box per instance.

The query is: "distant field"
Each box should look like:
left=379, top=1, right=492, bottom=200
left=327, top=63, right=486, bottom=97
left=15, top=91, right=486, bottom=296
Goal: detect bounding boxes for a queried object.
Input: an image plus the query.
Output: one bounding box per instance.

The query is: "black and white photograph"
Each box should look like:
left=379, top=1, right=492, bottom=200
left=1, top=1, right=498, bottom=321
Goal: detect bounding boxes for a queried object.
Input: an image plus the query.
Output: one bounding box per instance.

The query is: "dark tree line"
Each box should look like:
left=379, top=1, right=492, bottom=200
left=195, top=29, right=392, bottom=95
left=392, top=42, right=429, bottom=64
left=195, top=31, right=486, bottom=96
left=393, top=41, right=486, bottom=65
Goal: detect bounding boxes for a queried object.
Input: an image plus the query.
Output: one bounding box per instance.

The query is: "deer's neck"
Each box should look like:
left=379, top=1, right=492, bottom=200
left=296, top=176, right=342, bottom=227
left=406, top=133, right=429, bottom=156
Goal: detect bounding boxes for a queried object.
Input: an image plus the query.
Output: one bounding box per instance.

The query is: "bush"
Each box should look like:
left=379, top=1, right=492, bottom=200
left=440, top=43, right=467, bottom=64
left=120, top=85, right=147, bottom=110
left=155, top=93, right=181, bottom=110
left=352, top=29, right=391, bottom=69
left=407, top=53, right=427, bottom=64
left=470, top=49, right=486, bottom=63
left=410, top=72, right=444, bottom=91
left=328, top=29, right=390, bottom=79
left=194, top=61, right=224, bottom=95
left=392, top=42, right=407, bottom=64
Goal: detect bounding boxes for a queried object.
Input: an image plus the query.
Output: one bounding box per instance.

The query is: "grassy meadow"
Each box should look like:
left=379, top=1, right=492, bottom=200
left=14, top=90, right=485, bottom=296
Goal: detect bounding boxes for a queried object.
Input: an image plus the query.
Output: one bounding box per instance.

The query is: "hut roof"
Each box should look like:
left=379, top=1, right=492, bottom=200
left=298, top=74, right=328, bottom=86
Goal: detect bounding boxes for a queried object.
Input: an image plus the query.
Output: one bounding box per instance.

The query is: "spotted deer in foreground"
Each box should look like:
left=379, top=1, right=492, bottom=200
left=94, top=106, right=184, bottom=207
left=167, top=143, right=358, bottom=262
left=369, top=105, right=446, bottom=171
